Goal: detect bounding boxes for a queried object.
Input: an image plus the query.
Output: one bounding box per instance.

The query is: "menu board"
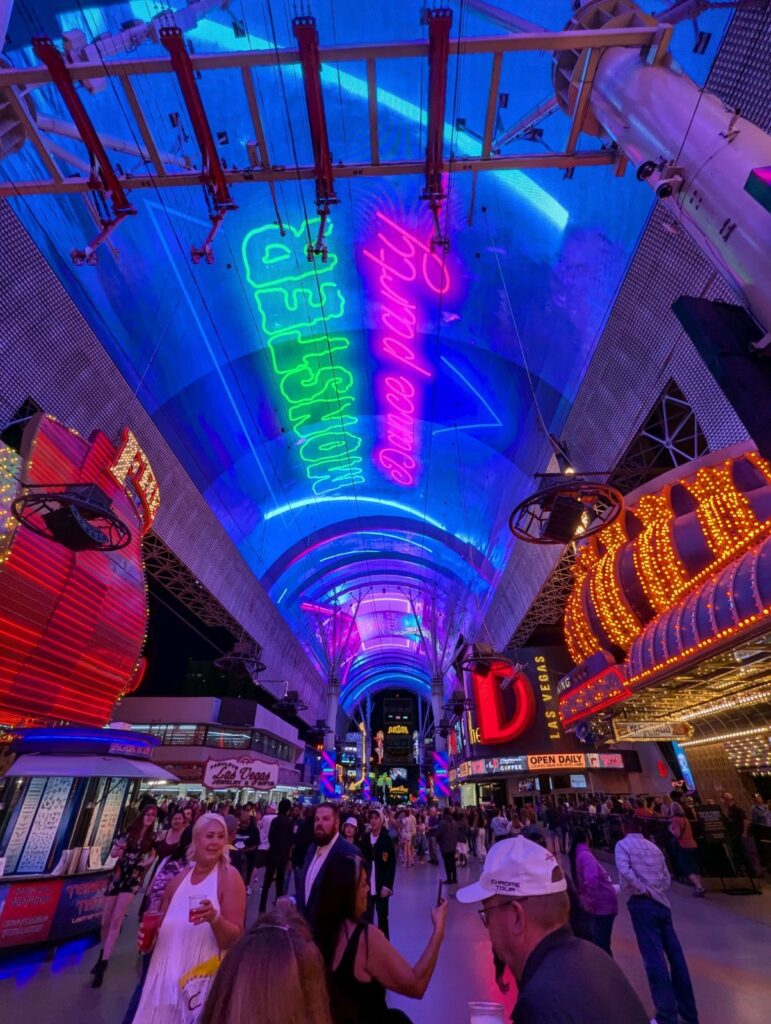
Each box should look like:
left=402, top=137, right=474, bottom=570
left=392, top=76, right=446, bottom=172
left=2, top=778, right=46, bottom=874
left=91, top=779, right=129, bottom=864
left=696, top=804, right=726, bottom=843
left=18, top=777, right=73, bottom=875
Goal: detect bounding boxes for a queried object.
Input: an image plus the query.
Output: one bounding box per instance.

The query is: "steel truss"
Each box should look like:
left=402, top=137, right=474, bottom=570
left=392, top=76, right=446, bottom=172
left=0, top=21, right=669, bottom=261
left=142, top=532, right=243, bottom=637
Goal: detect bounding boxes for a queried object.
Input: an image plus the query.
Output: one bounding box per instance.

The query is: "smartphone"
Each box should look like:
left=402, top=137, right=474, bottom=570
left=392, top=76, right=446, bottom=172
left=436, top=879, right=444, bottom=906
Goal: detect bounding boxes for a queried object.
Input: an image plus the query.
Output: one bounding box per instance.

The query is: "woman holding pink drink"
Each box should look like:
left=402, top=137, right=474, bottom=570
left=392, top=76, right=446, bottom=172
left=131, top=813, right=246, bottom=1024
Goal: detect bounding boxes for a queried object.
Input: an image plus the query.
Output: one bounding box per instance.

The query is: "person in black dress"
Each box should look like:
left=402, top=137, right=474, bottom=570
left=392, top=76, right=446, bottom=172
left=314, top=854, right=447, bottom=1024
left=93, top=802, right=158, bottom=987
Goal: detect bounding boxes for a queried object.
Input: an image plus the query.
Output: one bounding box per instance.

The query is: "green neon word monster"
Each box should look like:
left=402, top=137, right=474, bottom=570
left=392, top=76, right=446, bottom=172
left=242, top=217, right=365, bottom=496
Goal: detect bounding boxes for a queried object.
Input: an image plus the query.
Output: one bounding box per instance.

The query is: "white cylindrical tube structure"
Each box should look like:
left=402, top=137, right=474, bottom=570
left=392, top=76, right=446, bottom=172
left=589, top=47, right=771, bottom=331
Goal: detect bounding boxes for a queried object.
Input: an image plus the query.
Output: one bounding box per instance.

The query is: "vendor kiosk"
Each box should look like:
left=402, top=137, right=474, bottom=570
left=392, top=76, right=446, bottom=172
left=0, top=726, right=176, bottom=951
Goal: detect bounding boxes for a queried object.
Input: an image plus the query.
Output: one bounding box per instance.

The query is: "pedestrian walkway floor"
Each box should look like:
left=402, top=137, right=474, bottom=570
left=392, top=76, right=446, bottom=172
left=1, top=856, right=769, bottom=1023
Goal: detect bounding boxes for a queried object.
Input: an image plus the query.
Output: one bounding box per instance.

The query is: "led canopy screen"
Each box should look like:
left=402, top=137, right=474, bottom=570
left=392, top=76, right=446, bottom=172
left=2, top=1, right=728, bottom=704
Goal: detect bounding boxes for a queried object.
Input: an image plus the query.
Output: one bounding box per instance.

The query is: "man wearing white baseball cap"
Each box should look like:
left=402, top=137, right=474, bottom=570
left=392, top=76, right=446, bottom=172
left=457, top=837, right=649, bottom=1023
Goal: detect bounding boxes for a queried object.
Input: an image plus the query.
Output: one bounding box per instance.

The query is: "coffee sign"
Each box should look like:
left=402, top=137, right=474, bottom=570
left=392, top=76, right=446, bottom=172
left=203, top=757, right=278, bottom=791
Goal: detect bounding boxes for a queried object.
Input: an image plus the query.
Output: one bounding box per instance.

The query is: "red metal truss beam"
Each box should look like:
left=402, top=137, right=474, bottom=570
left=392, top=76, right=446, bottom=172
left=31, top=36, right=136, bottom=264
left=292, top=15, right=338, bottom=262
left=159, top=25, right=237, bottom=263
left=423, top=7, right=453, bottom=251
left=0, top=149, right=618, bottom=198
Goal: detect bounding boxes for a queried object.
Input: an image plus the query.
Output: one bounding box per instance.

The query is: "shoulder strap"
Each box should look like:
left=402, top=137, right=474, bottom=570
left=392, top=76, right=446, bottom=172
left=335, top=921, right=365, bottom=975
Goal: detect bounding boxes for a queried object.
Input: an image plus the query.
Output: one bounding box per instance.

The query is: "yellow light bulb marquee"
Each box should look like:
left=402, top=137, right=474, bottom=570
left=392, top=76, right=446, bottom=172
left=588, top=517, right=639, bottom=653
left=563, top=450, right=771, bottom=666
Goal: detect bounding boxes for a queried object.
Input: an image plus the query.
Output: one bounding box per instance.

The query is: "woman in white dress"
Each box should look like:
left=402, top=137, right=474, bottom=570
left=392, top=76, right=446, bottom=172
left=132, top=812, right=246, bottom=1024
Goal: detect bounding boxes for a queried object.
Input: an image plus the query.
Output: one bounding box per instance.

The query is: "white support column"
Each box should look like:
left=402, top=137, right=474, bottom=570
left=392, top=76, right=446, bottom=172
left=431, top=674, right=446, bottom=752
left=325, top=674, right=340, bottom=742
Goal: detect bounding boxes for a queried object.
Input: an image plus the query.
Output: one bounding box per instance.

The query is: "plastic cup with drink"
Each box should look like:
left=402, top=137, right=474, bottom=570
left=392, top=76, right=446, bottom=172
left=189, top=894, right=209, bottom=924
left=138, top=911, right=162, bottom=952
left=468, top=1002, right=506, bottom=1024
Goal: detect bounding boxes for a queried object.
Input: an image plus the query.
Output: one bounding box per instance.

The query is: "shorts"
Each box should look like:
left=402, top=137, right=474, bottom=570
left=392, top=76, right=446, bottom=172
left=677, top=847, right=700, bottom=876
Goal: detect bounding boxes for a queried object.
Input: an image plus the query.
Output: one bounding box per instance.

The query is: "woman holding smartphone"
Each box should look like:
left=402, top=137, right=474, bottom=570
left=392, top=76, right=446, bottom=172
left=314, top=854, right=447, bottom=1023
left=130, top=813, right=246, bottom=1024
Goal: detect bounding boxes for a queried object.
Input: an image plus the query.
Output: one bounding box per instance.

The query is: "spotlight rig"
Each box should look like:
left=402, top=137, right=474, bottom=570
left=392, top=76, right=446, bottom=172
left=213, top=639, right=267, bottom=679
left=272, top=687, right=309, bottom=716
left=12, top=482, right=132, bottom=551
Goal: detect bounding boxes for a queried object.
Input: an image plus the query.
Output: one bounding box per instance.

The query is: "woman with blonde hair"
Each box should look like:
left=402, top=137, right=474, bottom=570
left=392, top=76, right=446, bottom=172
left=130, top=813, right=246, bottom=1024
left=200, top=908, right=332, bottom=1024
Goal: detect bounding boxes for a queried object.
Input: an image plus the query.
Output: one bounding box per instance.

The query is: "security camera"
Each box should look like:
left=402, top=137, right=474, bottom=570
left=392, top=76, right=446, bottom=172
left=656, top=174, right=684, bottom=199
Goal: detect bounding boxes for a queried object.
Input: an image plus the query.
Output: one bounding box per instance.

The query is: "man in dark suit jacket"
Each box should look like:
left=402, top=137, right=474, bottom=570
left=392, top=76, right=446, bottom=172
left=297, top=803, right=359, bottom=927
left=359, top=808, right=396, bottom=938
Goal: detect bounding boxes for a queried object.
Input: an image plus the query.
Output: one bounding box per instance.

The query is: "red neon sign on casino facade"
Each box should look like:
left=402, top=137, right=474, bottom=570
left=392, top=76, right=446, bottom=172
left=0, top=415, right=152, bottom=727
left=361, top=211, right=453, bottom=487
left=470, top=659, right=537, bottom=744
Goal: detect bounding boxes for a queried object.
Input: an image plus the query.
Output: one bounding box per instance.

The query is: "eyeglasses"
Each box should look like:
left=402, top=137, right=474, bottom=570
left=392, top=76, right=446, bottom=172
left=478, top=897, right=528, bottom=927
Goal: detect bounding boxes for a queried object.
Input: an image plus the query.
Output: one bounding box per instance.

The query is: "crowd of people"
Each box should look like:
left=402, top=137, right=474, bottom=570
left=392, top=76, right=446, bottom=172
left=89, top=785, right=767, bottom=1023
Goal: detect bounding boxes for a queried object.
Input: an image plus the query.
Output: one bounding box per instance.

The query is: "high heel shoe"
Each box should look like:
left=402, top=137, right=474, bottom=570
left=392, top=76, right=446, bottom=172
left=91, top=958, right=108, bottom=988
left=90, top=949, right=104, bottom=974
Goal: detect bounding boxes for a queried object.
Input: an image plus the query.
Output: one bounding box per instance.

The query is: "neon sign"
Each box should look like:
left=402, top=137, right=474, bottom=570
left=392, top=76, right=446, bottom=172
left=109, top=428, right=160, bottom=533
left=319, top=749, right=337, bottom=797
left=432, top=750, right=449, bottom=797
left=471, top=659, right=537, bottom=745
left=0, top=415, right=148, bottom=727
left=362, top=212, right=453, bottom=487
left=242, top=217, right=366, bottom=496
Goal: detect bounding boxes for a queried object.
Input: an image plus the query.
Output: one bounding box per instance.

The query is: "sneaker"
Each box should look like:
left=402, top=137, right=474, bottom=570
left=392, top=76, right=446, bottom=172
left=693, top=887, right=706, bottom=897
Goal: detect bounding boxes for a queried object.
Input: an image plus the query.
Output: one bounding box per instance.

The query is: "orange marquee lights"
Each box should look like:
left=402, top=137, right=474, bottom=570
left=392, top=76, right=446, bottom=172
left=564, top=450, right=771, bottom=665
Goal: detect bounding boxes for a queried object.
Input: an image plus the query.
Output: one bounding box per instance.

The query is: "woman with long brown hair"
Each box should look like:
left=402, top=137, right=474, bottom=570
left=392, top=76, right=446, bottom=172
left=200, top=908, right=332, bottom=1024
left=92, top=801, right=158, bottom=987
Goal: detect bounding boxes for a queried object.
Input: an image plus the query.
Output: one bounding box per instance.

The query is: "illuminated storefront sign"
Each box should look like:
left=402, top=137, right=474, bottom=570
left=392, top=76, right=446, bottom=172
left=672, top=742, right=696, bottom=791
left=612, top=720, right=694, bottom=742
left=484, top=756, right=528, bottom=773
left=586, top=752, right=624, bottom=769
left=527, top=752, right=586, bottom=771
left=203, top=756, right=279, bottom=791
left=533, top=653, right=561, bottom=743
left=242, top=217, right=365, bottom=496
left=459, top=752, right=627, bottom=776
left=362, top=211, right=452, bottom=488
left=109, top=428, right=160, bottom=531
left=470, top=659, right=536, bottom=745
